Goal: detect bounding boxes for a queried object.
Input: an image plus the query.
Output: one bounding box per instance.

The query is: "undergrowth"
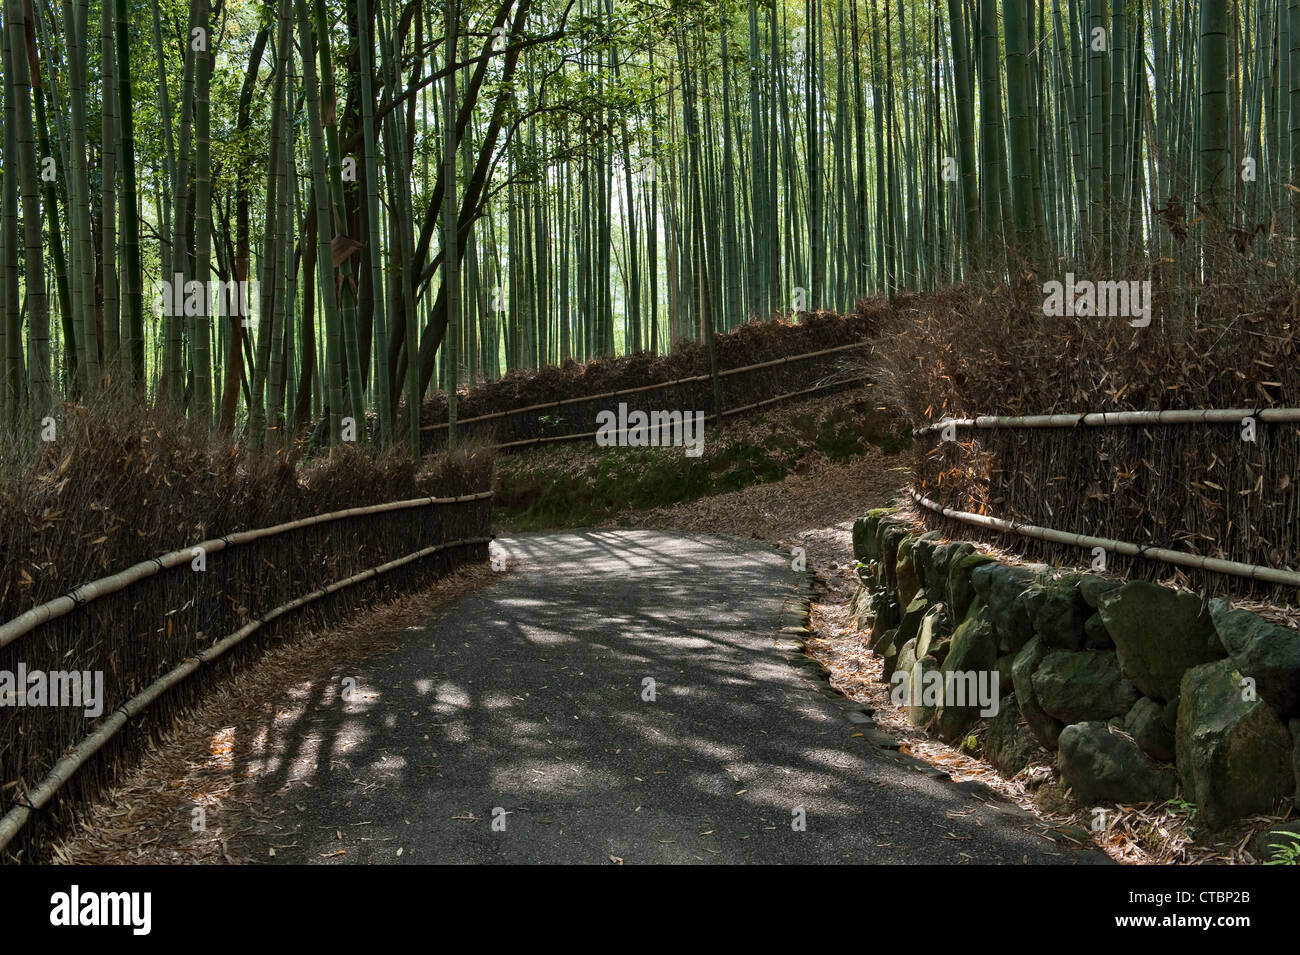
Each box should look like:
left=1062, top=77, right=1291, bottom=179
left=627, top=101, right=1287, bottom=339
left=492, top=389, right=910, bottom=531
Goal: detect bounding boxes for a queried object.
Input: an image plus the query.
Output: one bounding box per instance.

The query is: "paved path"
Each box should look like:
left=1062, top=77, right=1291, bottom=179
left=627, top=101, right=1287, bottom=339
left=230, top=530, right=1107, bottom=864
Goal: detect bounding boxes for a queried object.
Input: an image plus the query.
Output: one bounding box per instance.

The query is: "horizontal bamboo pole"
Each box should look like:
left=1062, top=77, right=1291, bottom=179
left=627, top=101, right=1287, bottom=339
left=0, top=491, right=493, bottom=651
left=909, top=489, right=1300, bottom=589
left=0, top=536, right=491, bottom=856
left=491, top=375, right=869, bottom=450
left=913, top=407, right=1300, bottom=436
left=718, top=376, right=871, bottom=418
left=421, top=340, right=871, bottom=433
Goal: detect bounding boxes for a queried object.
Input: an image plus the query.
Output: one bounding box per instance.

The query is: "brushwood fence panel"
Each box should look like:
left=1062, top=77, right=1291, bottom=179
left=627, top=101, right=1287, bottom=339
left=0, top=492, right=491, bottom=863
left=910, top=410, right=1300, bottom=600
left=422, top=341, right=872, bottom=451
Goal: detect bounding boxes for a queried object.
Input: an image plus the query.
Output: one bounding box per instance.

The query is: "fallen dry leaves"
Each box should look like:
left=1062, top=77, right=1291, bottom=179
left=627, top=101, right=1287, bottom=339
left=47, top=564, right=497, bottom=865
left=623, top=452, right=1298, bottom=865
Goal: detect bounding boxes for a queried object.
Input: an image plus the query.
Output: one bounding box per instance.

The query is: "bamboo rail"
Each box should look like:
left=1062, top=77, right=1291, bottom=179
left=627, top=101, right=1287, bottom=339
left=490, top=375, right=870, bottom=450
left=913, top=407, right=1300, bottom=436
left=0, top=535, right=492, bottom=855
left=908, top=489, right=1300, bottom=589
left=421, top=340, right=871, bottom=433
left=0, top=491, right=493, bottom=652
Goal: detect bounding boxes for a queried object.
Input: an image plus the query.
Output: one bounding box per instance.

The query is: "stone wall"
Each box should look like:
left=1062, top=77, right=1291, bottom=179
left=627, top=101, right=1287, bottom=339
left=852, top=507, right=1300, bottom=833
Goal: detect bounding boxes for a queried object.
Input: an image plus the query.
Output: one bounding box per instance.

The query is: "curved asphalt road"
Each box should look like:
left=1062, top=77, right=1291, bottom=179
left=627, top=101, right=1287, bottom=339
left=230, top=530, right=1108, bottom=865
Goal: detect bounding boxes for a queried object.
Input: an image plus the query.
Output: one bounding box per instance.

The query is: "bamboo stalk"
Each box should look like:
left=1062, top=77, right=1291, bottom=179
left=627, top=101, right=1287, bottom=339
left=0, top=492, right=493, bottom=650
left=0, top=536, right=491, bottom=854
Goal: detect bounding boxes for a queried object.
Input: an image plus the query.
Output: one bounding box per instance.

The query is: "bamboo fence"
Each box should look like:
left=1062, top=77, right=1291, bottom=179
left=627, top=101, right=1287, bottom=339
left=910, top=489, right=1300, bottom=588
left=491, top=375, right=871, bottom=450
left=910, top=407, right=1300, bottom=597
left=913, top=408, right=1300, bottom=435
left=0, top=490, right=492, bottom=862
left=0, top=492, right=491, bottom=651
left=0, top=533, right=491, bottom=855
left=423, top=340, right=872, bottom=450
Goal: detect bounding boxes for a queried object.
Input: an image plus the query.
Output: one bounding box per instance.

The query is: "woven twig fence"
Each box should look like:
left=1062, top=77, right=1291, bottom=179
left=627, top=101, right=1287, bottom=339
left=422, top=341, right=872, bottom=451
left=0, top=491, right=492, bottom=862
left=910, top=408, right=1300, bottom=599
left=490, top=375, right=872, bottom=450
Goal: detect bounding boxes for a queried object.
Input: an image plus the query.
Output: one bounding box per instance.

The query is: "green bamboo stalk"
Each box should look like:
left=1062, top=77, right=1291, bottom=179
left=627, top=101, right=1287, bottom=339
left=1202, top=0, right=1231, bottom=264
left=358, top=0, right=391, bottom=442
left=100, top=0, right=120, bottom=374
left=6, top=0, right=49, bottom=411
left=65, top=0, right=99, bottom=388
left=2, top=12, right=22, bottom=416
left=311, top=0, right=365, bottom=435
left=116, top=0, right=143, bottom=387
left=443, top=0, right=459, bottom=445
left=1004, top=0, right=1040, bottom=261
left=296, top=0, right=345, bottom=444
left=191, top=0, right=213, bottom=424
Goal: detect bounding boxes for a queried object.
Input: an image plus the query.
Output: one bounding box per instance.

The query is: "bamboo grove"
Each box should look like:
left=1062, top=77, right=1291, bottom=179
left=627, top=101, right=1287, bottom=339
left=0, top=0, right=1282, bottom=450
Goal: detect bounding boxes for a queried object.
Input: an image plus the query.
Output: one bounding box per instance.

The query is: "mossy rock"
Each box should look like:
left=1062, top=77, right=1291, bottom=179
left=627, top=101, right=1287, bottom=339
left=1098, top=581, right=1225, bottom=702
left=1012, top=635, right=1064, bottom=750
left=869, top=591, right=901, bottom=645
left=910, top=531, right=944, bottom=599
left=1083, top=612, right=1113, bottom=649
left=896, top=536, right=922, bottom=606
left=983, top=693, right=1038, bottom=777
left=1032, top=649, right=1141, bottom=725
left=853, top=508, right=896, bottom=563
left=1176, top=658, right=1293, bottom=830
left=972, top=562, right=1039, bottom=654
left=915, top=603, right=951, bottom=661
left=1214, top=609, right=1300, bottom=719
left=1123, top=697, right=1176, bottom=765
left=934, top=607, right=999, bottom=743
left=1025, top=583, right=1090, bottom=651
left=879, top=524, right=909, bottom=594
left=1078, top=576, right=1123, bottom=609
left=928, top=541, right=971, bottom=605
left=948, top=550, right=994, bottom=622
left=1058, top=721, right=1178, bottom=805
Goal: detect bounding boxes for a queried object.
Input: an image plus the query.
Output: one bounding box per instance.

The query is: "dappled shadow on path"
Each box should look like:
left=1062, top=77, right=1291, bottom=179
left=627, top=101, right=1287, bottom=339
left=212, top=530, right=1096, bottom=864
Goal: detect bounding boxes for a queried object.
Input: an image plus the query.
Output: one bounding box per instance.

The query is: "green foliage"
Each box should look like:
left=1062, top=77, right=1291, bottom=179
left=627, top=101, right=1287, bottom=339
left=494, top=393, right=909, bottom=531
left=1264, top=831, right=1300, bottom=865
left=1166, top=797, right=1199, bottom=822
